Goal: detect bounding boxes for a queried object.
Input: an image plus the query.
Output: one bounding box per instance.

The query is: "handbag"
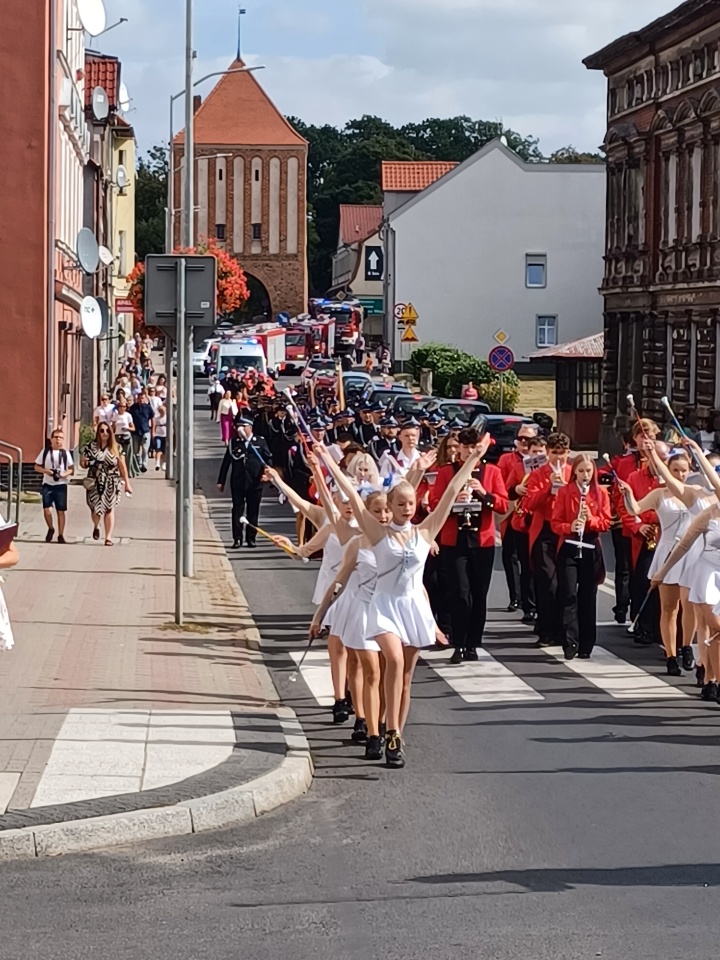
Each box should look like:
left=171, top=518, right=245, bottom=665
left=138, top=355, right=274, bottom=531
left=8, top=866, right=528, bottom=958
left=83, top=462, right=97, bottom=490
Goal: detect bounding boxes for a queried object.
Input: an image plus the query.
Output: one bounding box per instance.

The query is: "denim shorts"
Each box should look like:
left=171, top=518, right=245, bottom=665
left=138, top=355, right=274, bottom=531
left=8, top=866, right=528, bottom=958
left=42, top=484, right=68, bottom=512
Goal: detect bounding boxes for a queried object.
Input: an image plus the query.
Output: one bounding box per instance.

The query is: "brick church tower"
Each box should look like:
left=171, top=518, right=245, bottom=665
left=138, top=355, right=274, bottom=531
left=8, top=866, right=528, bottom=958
left=173, top=61, right=308, bottom=317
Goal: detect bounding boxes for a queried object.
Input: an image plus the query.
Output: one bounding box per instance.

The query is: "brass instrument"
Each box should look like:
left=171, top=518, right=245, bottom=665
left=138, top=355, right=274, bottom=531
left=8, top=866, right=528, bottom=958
left=646, top=524, right=659, bottom=552
left=514, top=471, right=531, bottom=516
left=452, top=471, right=486, bottom=531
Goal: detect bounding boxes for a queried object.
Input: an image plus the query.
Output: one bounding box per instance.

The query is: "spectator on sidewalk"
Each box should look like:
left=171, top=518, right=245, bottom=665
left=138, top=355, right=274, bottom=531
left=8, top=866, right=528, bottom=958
left=208, top=376, right=223, bottom=420
left=152, top=405, right=168, bottom=472
left=0, top=511, right=19, bottom=652
left=130, top=389, right=154, bottom=473
left=93, top=394, right=115, bottom=427
left=81, top=424, right=133, bottom=547
left=155, top=374, right=168, bottom=401
left=354, top=333, right=365, bottom=366
left=34, top=429, right=74, bottom=544
left=218, top=390, right=238, bottom=444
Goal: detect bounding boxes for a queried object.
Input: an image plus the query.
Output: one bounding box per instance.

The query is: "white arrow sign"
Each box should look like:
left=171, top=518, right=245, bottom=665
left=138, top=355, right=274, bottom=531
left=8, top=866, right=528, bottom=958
left=368, top=251, right=379, bottom=270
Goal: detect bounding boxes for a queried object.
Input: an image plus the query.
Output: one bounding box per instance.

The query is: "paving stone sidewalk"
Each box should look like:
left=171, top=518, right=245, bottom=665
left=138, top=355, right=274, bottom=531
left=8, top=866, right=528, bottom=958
left=0, top=471, right=290, bottom=834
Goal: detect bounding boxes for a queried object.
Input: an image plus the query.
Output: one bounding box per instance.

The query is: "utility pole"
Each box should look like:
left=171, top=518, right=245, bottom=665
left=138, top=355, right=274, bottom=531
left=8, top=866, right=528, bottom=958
left=182, top=0, right=195, bottom=578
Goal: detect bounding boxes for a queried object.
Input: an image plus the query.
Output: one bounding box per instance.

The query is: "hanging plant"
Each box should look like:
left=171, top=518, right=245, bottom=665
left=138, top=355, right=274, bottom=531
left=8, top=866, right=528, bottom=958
left=126, top=238, right=250, bottom=325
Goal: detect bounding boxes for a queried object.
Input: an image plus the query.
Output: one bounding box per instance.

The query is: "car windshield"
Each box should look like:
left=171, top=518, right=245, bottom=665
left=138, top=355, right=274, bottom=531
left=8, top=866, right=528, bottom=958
left=437, top=401, right=487, bottom=424
left=220, top=355, right=262, bottom=372
left=394, top=395, right=431, bottom=415
left=485, top=419, right=531, bottom=444
left=286, top=333, right=305, bottom=346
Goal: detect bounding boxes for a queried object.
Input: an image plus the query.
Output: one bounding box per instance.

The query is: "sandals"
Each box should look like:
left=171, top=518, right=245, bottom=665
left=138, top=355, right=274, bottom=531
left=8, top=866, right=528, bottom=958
left=92, top=528, right=100, bottom=541
left=104, top=539, right=114, bottom=547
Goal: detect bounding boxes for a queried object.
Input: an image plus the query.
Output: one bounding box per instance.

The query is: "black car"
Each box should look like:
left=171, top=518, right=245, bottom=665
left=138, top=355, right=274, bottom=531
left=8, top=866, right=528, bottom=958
left=359, top=384, right=411, bottom=408
left=389, top=393, right=434, bottom=418
left=431, top=398, right=491, bottom=423
left=470, top=413, right=538, bottom=463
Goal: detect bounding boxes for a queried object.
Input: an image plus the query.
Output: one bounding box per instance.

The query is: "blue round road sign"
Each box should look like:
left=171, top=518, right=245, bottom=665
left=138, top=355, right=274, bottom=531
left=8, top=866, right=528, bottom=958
left=489, top=345, right=515, bottom=372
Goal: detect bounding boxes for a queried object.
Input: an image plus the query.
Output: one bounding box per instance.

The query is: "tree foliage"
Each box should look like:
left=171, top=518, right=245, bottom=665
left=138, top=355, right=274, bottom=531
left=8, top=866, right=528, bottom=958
left=135, top=144, right=168, bottom=262
left=408, top=343, right=520, bottom=412
left=548, top=145, right=605, bottom=164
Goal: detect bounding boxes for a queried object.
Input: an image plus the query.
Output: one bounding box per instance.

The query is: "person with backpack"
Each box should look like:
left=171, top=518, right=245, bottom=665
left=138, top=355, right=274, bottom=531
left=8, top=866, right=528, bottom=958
left=34, top=429, right=74, bottom=543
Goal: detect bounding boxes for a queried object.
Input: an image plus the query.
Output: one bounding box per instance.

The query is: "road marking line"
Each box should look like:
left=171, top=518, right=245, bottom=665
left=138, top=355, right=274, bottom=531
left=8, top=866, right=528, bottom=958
left=421, top=648, right=544, bottom=704
left=289, top=650, right=335, bottom=707
left=545, top=646, right=690, bottom=700
left=0, top=773, right=20, bottom=814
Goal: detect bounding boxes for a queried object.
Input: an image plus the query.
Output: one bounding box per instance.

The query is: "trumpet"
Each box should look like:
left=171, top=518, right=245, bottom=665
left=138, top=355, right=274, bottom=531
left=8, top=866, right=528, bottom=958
left=514, top=471, right=531, bottom=516
left=645, top=523, right=659, bottom=552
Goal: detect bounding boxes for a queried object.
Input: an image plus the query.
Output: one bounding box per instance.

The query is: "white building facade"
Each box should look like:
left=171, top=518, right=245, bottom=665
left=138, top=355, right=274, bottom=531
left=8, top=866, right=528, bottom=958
left=384, top=141, right=606, bottom=369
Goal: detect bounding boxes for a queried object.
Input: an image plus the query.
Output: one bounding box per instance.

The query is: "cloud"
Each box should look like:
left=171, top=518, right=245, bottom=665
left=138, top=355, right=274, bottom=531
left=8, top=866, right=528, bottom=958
left=99, top=0, right=674, bottom=155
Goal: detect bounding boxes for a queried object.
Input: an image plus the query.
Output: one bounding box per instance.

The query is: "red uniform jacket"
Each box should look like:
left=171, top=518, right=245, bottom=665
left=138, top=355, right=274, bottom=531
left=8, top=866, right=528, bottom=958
left=497, top=451, right=526, bottom=534
left=429, top=462, right=509, bottom=548
left=619, top=466, right=660, bottom=568
left=550, top=482, right=612, bottom=547
left=523, top=461, right=573, bottom=554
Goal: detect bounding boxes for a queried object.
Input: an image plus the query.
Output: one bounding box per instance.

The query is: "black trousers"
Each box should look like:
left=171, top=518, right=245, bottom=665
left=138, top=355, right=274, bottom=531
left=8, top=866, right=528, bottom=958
left=558, top=541, right=601, bottom=655
left=231, top=486, right=262, bottom=544
left=424, top=547, right=453, bottom=640
left=444, top=541, right=495, bottom=650
left=611, top=527, right=631, bottom=617
left=515, top=529, right=536, bottom=615
left=501, top=527, right=521, bottom=606
left=630, top=543, right=661, bottom=641
left=532, top=527, right=563, bottom=644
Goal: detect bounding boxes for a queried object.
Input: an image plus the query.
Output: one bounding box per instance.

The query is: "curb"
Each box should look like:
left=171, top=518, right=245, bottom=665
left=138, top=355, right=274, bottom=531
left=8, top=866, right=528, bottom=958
left=0, top=707, right=312, bottom=861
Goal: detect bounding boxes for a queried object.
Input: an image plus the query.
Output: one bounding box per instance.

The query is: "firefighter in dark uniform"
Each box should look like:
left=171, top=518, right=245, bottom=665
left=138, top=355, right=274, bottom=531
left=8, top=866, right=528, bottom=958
left=356, top=401, right=379, bottom=447
left=217, top=416, right=273, bottom=549
left=369, top=415, right=400, bottom=462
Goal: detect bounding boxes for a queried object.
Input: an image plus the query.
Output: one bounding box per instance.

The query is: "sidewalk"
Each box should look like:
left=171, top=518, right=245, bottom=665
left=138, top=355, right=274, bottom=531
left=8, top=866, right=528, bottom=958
left=0, top=472, right=311, bottom=859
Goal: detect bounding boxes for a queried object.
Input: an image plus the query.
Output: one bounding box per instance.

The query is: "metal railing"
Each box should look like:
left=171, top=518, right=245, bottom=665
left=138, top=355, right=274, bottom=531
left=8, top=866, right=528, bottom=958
left=0, top=440, right=22, bottom=527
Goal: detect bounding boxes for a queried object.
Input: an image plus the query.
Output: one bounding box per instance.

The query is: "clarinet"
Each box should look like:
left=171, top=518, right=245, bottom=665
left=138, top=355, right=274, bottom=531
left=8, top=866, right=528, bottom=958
left=576, top=481, right=590, bottom=558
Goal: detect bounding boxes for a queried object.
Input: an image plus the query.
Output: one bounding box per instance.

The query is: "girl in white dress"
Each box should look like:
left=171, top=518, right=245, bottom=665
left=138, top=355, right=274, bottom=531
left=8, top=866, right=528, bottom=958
left=0, top=513, right=19, bottom=651
left=311, top=490, right=391, bottom=760
left=318, top=435, right=490, bottom=769
left=620, top=449, right=697, bottom=675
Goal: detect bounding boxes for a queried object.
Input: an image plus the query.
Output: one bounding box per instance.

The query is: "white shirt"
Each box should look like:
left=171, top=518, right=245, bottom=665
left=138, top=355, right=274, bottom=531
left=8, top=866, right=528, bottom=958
left=148, top=396, right=162, bottom=415
left=123, top=340, right=137, bottom=361
left=699, top=430, right=716, bottom=452
left=35, top=448, right=73, bottom=486
left=94, top=404, right=115, bottom=424
left=154, top=415, right=167, bottom=439
left=380, top=447, right=420, bottom=479
left=218, top=399, right=238, bottom=417
left=112, top=411, right=133, bottom=437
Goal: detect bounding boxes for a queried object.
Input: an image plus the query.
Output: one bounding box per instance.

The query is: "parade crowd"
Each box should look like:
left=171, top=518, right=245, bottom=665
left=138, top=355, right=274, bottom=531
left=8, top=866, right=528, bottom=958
left=212, top=363, right=720, bottom=770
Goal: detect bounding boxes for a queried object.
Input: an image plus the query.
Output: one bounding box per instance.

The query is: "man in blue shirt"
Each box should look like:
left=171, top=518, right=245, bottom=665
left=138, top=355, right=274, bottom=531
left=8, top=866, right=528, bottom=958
left=130, top=390, right=154, bottom=473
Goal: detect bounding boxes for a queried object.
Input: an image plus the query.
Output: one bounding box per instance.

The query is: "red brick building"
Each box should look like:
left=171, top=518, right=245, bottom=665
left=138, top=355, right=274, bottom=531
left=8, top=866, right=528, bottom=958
left=173, top=61, right=308, bottom=317
left=585, top=0, right=720, bottom=449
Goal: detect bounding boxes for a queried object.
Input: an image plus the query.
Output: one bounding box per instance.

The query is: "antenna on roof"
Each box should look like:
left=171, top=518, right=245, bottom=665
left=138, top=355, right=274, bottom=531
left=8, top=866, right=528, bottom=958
left=237, top=6, right=246, bottom=60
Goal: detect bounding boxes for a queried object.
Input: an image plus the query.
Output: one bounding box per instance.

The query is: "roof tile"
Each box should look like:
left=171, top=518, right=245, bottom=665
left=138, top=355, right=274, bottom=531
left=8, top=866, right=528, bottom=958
left=528, top=333, right=604, bottom=360
left=175, top=60, right=306, bottom=147
left=85, top=54, right=120, bottom=112
left=381, top=161, right=458, bottom=192
left=338, top=205, right=383, bottom=246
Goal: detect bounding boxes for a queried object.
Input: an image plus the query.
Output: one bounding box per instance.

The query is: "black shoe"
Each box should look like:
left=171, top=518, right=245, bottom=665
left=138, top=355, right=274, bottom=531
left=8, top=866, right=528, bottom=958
left=463, top=649, right=479, bottom=662
left=521, top=612, right=537, bottom=625
left=578, top=652, right=591, bottom=660
left=681, top=646, right=695, bottom=672
left=332, top=698, right=349, bottom=724
left=450, top=648, right=463, bottom=664
left=140, top=466, right=148, bottom=473
left=364, top=735, right=384, bottom=760
left=92, top=527, right=100, bottom=541
left=633, top=631, right=656, bottom=646
left=535, top=638, right=556, bottom=648
left=701, top=681, right=718, bottom=702
left=57, top=535, right=66, bottom=545
left=246, top=541, right=257, bottom=548
left=45, top=527, right=54, bottom=543
left=385, top=731, right=405, bottom=769
left=232, top=540, right=241, bottom=549
left=564, top=641, right=579, bottom=661
left=351, top=718, right=368, bottom=743
left=696, top=665, right=706, bottom=688
left=614, top=611, right=628, bottom=625
left=506, top=602, right=520, bottom=613
left=666, top=656, right=682, bottom=677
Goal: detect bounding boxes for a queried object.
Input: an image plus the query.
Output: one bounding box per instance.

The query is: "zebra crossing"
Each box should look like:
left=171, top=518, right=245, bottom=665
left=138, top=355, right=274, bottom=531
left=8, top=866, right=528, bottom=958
left=288, top=639, right=698, bottom=708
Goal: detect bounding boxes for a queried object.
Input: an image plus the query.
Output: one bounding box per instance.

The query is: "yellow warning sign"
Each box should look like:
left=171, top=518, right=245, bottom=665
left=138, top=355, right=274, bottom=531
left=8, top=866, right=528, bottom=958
left=401, top=325, right=419, bottom=343
left=493, top=329, right=509, bottom=345
left=400, top=303, right=419, bottom=326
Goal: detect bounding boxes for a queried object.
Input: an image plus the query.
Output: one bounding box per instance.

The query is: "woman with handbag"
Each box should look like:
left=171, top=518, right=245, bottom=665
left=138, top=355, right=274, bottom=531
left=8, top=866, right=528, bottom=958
left=81, top=423, right=133, bottom=546
left=0, top=514, right=19, bottom=651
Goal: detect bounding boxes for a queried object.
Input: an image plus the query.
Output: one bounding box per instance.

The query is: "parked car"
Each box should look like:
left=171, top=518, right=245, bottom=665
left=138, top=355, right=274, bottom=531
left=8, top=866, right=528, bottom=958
left=193, top=338, right=218, bottom=377
left=359, top=383, right=411, bottom=409
left=469, top=413, right=537, bottom=463
left=389, top=394, right=434, bottom=418
left=432, top=398, right=491, bottom=423
left=341, top=372, right=373, bottom=403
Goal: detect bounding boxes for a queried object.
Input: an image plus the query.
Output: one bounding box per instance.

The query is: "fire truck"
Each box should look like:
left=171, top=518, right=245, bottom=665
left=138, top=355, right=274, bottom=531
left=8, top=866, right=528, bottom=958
left=284, top=317, right=336, bottom=370
left=310, top=299, right=363, bottom=355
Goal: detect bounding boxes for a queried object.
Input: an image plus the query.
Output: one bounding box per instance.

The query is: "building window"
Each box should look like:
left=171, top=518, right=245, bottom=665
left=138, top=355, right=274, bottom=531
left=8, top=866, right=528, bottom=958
left=526, top=254, right=547, bottom=288
left=252, top=223, right=262, bottom=240
left=218, top=168, right=223, bottom=181
left=118, top=230, right=127, bottom=276
left=254, top=169, right=260, bottom=182
left=609, top=88, right=618, bottom=115
left=118, top=149, right=125, bottom=167
left=215, top=224, right=226, bottom=241
left=576, top=361, right=601, bottom=410
left=536, top=315, right=557, bottom=347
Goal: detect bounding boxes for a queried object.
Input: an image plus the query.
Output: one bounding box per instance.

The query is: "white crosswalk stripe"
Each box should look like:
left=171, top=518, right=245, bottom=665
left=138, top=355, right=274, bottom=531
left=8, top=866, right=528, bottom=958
left=544, top=646, right=690, bottom=700
left=289, top=650, right=335, bottom=707
left=421, top=648, right=544, bottom=704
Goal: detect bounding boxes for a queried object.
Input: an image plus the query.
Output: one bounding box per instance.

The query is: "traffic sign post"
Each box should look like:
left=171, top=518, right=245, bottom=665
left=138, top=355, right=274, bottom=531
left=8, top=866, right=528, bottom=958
left=488, top=345, right=515, bottom=414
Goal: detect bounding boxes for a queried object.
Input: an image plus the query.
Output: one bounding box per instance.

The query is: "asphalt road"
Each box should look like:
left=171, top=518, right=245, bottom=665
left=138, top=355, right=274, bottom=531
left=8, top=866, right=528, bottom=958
left=1, top=382, right=719, bottom=960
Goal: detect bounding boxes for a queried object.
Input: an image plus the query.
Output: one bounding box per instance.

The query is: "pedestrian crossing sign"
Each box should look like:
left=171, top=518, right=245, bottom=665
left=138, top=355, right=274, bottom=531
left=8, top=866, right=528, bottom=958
left=401, top=325, right=419, bottom=343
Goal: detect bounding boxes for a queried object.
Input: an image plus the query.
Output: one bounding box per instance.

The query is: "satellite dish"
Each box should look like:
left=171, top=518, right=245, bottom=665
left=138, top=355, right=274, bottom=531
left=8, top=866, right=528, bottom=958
left=95, top=297, right=110, bottom=336
left=80, top=296, right=103, bottom=339
left=118, top=81, right=131, bottom=113
left=76, top=228, right=100, bottom=274
left=77, top=0, right=107, bottom=36
left=98, top=245, right=114, bottom=266
left=116, top=165, right=129, bottom=189
left=92, top=86, right=109, bottom=122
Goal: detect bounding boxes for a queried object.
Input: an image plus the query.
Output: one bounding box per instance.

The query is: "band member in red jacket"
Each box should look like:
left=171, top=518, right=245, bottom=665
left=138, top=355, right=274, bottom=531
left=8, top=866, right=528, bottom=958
left=523, top=432, right=572, bottom=648
left=551, top=455, right=612, bottom=660
left=497, top=422, right=540, bottom=615
left=503, top=433, right=546, bottom=625
left=429, top=427, right=509, bottom=663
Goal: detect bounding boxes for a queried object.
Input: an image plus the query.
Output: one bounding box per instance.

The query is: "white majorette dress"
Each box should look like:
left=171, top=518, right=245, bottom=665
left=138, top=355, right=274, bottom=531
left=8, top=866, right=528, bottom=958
left=0, top=513, right=14, bottom=652
left=677, top=494, right=714, bottom=590
left=328, top=547, right=380, bottom=652
left=312, top=528, right=344, bottom=607
left=688, top=517, right=720, bottom=606
left=366, top=524, right=436, bottom=648
left=648, top=495, right=690, bottom=585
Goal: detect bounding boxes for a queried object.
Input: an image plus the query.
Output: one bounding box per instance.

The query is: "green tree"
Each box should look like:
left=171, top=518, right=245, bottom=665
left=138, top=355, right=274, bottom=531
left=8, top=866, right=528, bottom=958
left=135, top=144, right=168, bottom=263
left=548, top=145, right=605, bottom=164
left=409, top=343, right=520, bottom=411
